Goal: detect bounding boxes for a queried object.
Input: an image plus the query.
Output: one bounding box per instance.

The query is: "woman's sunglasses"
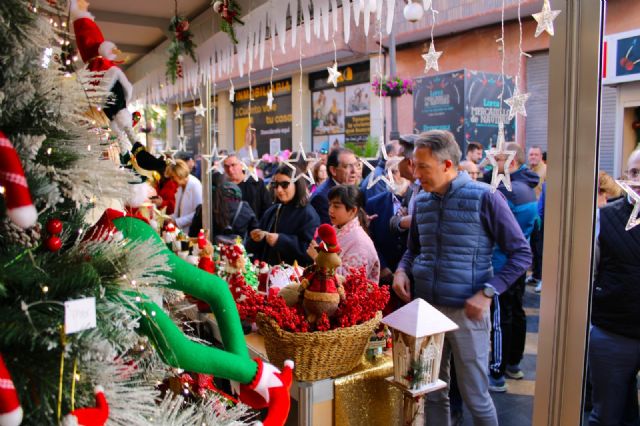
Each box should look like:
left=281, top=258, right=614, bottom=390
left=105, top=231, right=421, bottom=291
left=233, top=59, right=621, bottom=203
left=271, top=181, right=291, bottom=189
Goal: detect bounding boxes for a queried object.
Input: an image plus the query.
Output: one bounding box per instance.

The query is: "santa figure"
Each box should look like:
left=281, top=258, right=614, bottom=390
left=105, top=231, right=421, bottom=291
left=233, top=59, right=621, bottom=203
left=70, top=0, right=136, bottom=152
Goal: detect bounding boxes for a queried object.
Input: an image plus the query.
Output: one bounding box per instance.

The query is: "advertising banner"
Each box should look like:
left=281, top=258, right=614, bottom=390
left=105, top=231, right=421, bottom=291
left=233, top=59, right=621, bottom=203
left=413, top=69, right=515, bottom=152
left=233, top=79, right=292, bottom=158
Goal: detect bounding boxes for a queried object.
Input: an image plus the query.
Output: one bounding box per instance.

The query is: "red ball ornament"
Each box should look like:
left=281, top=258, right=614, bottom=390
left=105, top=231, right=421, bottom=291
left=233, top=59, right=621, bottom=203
left=46, top=236, right=62, bottom=252
left=46, top=218, right=63, bottom=235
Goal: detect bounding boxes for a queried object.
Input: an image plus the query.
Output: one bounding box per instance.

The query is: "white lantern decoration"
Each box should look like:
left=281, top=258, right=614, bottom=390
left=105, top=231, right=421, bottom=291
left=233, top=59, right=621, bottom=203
left=403, top=1, right=424, bottom=22
left=382, top=298, right=458, bottom=394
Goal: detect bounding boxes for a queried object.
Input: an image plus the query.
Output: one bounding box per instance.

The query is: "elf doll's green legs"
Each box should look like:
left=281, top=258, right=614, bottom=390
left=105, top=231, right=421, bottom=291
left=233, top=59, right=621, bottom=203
left=112, top=217, right=293, bottom=426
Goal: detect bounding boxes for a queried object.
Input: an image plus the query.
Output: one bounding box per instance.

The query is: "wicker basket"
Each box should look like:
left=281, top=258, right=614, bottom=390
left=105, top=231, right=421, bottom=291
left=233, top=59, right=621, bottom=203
left=256, top=311, right=382, bottom=381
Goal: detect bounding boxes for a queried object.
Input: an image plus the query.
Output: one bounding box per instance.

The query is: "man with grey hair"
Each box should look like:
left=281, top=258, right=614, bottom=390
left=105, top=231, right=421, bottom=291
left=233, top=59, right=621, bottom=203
left=393, top=130, right=531, bottom=425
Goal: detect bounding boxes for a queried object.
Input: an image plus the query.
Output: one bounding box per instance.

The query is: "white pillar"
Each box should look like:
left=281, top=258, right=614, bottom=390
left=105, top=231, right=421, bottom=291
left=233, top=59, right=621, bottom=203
left=292, top=73, right=312, bottom=152
left=217, top=91, right=235, bottom=152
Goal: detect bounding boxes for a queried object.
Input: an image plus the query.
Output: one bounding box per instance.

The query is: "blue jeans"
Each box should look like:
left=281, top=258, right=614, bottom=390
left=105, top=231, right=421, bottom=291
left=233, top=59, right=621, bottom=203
left=588, top=326, right=640, bottom=426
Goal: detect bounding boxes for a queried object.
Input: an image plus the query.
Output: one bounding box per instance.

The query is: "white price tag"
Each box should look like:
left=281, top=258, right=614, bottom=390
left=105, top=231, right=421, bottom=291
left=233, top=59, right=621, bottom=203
left=64, top=297, right=97, bottom=334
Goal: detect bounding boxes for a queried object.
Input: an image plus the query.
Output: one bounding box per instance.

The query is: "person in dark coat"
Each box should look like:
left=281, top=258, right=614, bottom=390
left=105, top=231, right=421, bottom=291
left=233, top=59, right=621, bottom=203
left=223, top=153, right=273, bottom=220
left=188, top=174, right=258, bottom=243
left=588, top=149, right=640, bottom=426
left=247, top=165, right=320, bottom=266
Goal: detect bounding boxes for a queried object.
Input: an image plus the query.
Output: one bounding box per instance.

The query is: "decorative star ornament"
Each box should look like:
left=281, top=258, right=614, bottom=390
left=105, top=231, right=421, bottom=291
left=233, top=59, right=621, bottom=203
left=241, top=145, right=260, bottom=182
left=485, top=122, right=517, bottom=192
left=283, top=143, right=317, bottom=184
left=327, top=62, right=341, bottom=88
left=173, top=107, right=183, bottom=121
left=422, top=41, right=443, bottom=73
left=201, top=144, right=227, bottom=175
left=194, top=102, right=206, bottom=117
left=361, top=139, right=395, bottom=191
left=615, top=180, right=640, bottom=231
left=532, top=0, right=561, bottom=38
left=177, top=133, right=188, bottom=152
left=229, top=84, right=235, bottom=103
left=266, top=89, right=275, bottom=110
left=163, top=144, right=179, bottom=159
left=504, top=79, right=531, bottom=120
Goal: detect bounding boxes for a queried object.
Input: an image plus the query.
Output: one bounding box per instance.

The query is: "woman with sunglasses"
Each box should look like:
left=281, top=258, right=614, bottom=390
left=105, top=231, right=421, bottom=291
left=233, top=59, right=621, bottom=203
left=247, top=165, right=320, bottom=266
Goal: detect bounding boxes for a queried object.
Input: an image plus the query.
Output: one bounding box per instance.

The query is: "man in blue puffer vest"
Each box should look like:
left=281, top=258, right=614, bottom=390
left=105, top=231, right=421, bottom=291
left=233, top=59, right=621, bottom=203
left=482, top=142, right=539, bottom=393
left=393, top=130, right=532, bottom=426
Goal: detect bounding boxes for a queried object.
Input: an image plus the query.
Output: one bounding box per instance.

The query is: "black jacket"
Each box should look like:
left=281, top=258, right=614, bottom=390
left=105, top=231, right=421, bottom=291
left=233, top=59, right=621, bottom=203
left=238, top=177, right=273, bottom=220
left=246, top=202, right=320, bottom=266
left=592, top=198, right=640, bottom=339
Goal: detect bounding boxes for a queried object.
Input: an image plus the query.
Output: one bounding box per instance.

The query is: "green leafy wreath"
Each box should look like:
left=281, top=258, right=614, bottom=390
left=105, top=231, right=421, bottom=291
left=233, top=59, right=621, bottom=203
left=166, top=15, right=198, bottom=83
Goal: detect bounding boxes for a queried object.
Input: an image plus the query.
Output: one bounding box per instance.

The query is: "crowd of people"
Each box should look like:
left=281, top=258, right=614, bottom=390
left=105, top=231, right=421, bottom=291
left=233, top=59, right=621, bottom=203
left=130, top=130, right=639, bottom=426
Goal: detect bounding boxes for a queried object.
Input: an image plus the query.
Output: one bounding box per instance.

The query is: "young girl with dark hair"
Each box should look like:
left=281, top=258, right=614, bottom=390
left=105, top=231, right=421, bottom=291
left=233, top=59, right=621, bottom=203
left=309, top=184, right=380, bottom=282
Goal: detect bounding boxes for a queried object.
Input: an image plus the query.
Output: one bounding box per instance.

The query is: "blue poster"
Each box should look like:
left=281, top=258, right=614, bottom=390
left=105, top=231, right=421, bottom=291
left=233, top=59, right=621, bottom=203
left=616, top=36, right=640, bottom=77
left=413, top=69, right=515, bottom=152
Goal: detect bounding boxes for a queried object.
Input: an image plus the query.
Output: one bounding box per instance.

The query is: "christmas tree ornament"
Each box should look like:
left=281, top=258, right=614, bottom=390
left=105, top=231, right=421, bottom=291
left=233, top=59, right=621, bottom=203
left=166, top=10, right=197, bottom=83
left=504, top=78, right=530, bottom=120
left=615, top=180, right=640, bottom=231
left=71, top=1, right=137, bottom=152
left=326, top=62, right=341, bottom=87
left=486, top=122, right=517, bottom=192
left=211, top=0, right=244, bottom=44
left=0, top=131, right=38, bottom=229
left=131, top=111, right=142, bottom=128
left=61, top=386, right=108, bottom=426
left=532, top=0, right=561, bottom=38
left=0, top=218, right=41, bottom=248
left=46, top=235, right=62, bottom=252
left=46, top=218, right=63, bottom=235
left=0, top=354, right=23, bottom=426
left=421, top=41, right=442, bottom=73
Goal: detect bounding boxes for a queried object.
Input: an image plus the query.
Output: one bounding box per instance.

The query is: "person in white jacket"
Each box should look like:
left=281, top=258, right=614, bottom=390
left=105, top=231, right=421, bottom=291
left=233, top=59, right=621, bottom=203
left=169, top=160, right=202, bottom=233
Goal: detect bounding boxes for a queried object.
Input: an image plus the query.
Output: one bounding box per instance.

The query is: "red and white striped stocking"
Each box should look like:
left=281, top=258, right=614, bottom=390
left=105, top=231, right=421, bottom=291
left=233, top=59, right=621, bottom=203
left=0, top=354, right=22, bottom=426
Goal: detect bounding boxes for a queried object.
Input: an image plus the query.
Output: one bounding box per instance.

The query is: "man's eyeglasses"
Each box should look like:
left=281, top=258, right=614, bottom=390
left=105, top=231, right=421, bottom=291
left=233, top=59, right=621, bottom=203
left=339, top=162, right=359, bottom=171
left=628, top=168, right=640, bottom=179
left=270, top=181, right=291, bottom=189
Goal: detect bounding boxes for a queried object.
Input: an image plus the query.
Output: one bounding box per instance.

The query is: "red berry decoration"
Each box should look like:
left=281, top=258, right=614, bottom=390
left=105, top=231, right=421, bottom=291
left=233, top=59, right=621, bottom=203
left=46, top=218, right=63, bottom=235
left=46, top=236, right=62, bottom=252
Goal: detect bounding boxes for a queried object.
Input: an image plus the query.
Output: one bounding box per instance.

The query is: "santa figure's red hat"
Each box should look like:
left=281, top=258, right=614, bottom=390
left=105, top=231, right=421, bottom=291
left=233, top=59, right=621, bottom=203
left=62, top=386, right=109, bottom=426
left=0, top=354, right=23, bottom=426
left=0, top=131, right=37, bottom=229
left=316, top=224, right=340, bottom=253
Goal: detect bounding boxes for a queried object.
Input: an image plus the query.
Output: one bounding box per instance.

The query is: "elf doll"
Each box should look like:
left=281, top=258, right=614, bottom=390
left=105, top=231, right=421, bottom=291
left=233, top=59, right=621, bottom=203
left=70, top=0, right=136, bottom=152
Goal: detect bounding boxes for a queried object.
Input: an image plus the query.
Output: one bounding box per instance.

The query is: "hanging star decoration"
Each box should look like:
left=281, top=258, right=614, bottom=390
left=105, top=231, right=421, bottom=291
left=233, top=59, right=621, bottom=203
left=486, top=122, right=517, bottom=192
left=173, top=107, right=183, bottom=121
left=194, top=101, right=207, bottom=117
left=615, top=180, right=640, bottom=231
left=241, top=138, right=260, bottom=182
left=327, top=62, right=342, bottom=88
left=163, top=142, right=179, bottom=159
left=422, top=41, right=443, bottom=73
left=266, top=89, right=274, bottom=110
left=505, top=78, right=531, bottom=120
left=360, top=139, right=395, bottom=191
left=201, top=143, right=227, bottom=175
left=284, top=143, right=317, bottom=184
left=229, top=84, right=235, bottom=103
left=532, top=0, right=561, bottom=38
left=177, top=134, right=188, bottom=152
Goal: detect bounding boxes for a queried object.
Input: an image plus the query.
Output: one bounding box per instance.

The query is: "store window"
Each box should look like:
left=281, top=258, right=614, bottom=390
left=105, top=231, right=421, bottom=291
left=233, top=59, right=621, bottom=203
left=309, top=62, right=371, bottom=155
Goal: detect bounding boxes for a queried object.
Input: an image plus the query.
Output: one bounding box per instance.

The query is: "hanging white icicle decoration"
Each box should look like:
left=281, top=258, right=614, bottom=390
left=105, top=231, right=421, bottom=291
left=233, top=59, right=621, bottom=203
left=301, top=0, right=312, bottom=43
left=385, top=0, right=395, bottom=34
left=353, top=0, right=362, bottom=28
left=343, top=0, right=351, bottom=42
left=290, top=0, right=298, bottom=47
